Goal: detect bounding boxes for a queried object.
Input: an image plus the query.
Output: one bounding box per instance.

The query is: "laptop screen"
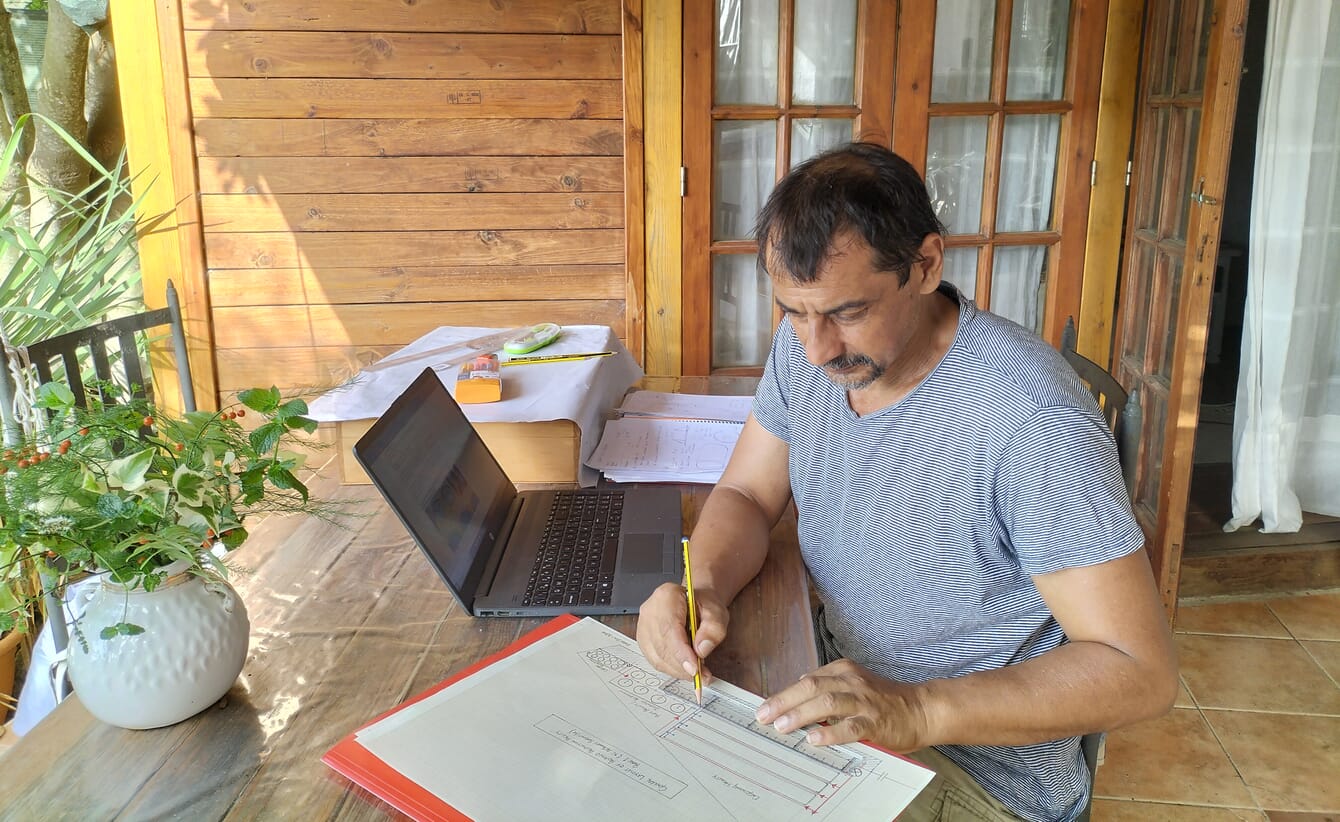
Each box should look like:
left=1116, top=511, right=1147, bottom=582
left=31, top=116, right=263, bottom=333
left=354, top=369, right=517, bottom=603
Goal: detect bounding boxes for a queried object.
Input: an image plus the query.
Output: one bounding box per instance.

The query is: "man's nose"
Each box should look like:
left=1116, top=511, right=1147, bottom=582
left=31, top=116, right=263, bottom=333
left=802, top=318, right=842, bottom=367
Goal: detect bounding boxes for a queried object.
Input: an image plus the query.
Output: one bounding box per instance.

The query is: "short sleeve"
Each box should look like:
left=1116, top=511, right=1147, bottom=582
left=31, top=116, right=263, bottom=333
left=751, top=321, right=795, bottom=442
left=993, top=406, right=1145, bottom=576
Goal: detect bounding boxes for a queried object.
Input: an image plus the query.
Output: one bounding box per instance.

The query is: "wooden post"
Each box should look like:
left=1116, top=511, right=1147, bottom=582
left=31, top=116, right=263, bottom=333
left=642, top=0, right=682, bottom=376
left=108, top=0, right=217, bottom=412
left=1078, top=0, right=1144, bottom=368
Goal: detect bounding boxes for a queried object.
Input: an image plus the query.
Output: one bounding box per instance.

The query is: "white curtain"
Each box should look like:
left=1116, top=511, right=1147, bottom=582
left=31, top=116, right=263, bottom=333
left=1228, top=0, right=1340, bottom=532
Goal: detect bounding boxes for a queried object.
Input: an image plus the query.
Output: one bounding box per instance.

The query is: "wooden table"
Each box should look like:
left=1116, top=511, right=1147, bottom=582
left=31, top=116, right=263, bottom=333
left=1, top=379, right=816, bottom=820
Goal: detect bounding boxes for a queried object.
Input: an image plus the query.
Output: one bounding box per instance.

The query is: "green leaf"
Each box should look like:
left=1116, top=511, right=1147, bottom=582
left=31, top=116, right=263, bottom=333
left=276, top=398, right=309, bottom=420
left=248, top=422, right=282, bottom=455
left=117, top=622, right=145, bottom=636
left=266, top=465, right=308, bottom=502
left=219, top=526, right=248, bottom=550
left=100, top=626, right=119, bottom=640
left=106, top=448, right=154, bottom=491
left=34, top=382, right=76, bottom=409
left=172, top=464, right=209, bottom=507
left=238, top=387, right=280, bottom=415
left=95, top=493, right=128, bottom=519
left=285, top=415, right=318, bottom=434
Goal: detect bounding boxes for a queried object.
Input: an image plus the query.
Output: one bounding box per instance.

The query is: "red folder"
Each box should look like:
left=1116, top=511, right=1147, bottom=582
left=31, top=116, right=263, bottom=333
left=322, top=614, right=581, bottom=822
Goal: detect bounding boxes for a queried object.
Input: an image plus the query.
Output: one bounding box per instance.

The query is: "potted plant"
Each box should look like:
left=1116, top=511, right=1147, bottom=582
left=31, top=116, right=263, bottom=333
left=0, top=381, right=342, bottom=729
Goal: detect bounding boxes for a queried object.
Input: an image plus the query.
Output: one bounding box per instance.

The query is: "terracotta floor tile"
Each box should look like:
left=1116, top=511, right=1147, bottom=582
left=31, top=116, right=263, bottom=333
left=1177, top=601, right=1291, bottom=638
left=1094, top=707, right=1256, bottom=807
left=1177, top=677, right=1197, bottom=708
left=1302, top=641, right=1340, bottom=686
left=1177, top=635, right=1340, bottom=714
left=1092, top=801, right=1264, bottom=821
left=1267, top=594, right=1340, bottom=641
left=1204, top=710, right=1340, bottom=811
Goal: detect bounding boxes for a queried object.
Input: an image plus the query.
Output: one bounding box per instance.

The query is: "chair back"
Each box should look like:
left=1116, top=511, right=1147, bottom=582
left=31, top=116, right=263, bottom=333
left=1060, top=316, right=1143, bottom=822
left=15, top=280, right=195, bottom=412
left=1061, top=317, right=1140, bottom=498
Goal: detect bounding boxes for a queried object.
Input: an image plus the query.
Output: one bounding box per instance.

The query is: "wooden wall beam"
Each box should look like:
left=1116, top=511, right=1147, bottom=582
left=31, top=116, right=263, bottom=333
left=109, top=0, right=218, bottom=411
left=622, top=0, right=647, bottom=364
left=641, top=0, right=682, bottom=375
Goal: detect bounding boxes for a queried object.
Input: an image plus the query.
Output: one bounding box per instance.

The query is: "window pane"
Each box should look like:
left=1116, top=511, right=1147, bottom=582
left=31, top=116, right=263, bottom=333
left=927, top=117, right=989, bottom=235
left=990, top=245, right=1049, bottom=334
left=791, top=119, right=852, bottom=168
left=996, top=114, right=1061, bottom=232
left=716, top=0, right=779, bottom=105
left=792, top=0, right=856, bottom=104
left=1168, top=108, right=1201, bottom=243
left=714, top=120, right=777, bottom=241
left=1005, top=0, right=1070, bottom=101
left=713, top=254, right=773, bottom=369
left=942, top=247, right=980, bottom=300
left=932, top=0, right=996, bottom=103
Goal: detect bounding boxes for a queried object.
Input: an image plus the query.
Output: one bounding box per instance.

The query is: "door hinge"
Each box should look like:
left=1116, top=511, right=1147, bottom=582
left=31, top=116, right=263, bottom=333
left=680, top=166, right=686, bottom=198
left=1125, top=160, right=1132, bottom=187
left=1190, top=177, right=1219, bottom=206
left=1090, top=160, right=1097, bottom=187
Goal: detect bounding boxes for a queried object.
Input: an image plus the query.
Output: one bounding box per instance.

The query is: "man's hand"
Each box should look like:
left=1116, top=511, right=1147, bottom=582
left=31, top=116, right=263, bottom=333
left=636, top=582, right=731, bottom=682
left=754, top=659, right=931, bottom=752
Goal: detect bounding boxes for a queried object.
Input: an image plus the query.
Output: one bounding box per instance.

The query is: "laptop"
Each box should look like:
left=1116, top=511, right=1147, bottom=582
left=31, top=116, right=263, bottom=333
left=354, top=367, right=684, bottom=617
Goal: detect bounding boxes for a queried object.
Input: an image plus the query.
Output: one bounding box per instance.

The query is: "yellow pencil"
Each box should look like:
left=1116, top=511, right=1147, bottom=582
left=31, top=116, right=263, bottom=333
left=500, top=351, right=615, bottom=366
left=682, top=536, right=703, bottom=705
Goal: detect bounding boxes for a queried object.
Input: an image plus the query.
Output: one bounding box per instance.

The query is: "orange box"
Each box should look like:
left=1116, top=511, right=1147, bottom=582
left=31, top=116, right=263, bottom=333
left=454, top=354, right=502, bottom=403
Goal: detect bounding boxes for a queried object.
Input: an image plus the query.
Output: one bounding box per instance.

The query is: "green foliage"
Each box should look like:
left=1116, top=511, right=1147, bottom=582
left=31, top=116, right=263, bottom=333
left=0, top=382, right=342, bottom=637
left=0, top=112, right=156, bottom=348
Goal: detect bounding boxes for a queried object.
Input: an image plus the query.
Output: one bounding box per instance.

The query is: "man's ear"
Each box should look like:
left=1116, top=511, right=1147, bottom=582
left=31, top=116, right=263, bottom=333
left=914, top=233, right=945, bottom=295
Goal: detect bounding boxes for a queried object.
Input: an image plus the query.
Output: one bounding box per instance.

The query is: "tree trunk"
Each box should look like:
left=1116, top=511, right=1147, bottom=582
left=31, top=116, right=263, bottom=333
left=84, top=28, right=121, bottom=177
left=0, top=9, right=32, bottom=212
left=27, top=2, right=89, bottom=229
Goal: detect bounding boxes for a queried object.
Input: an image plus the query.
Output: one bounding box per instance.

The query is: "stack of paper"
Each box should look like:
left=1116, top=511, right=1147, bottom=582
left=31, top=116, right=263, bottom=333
left=588, top=416, right=744, bottom=484
left=586, top=391, right=752, bottom=484
left=616, top=391, right=752, bottom=423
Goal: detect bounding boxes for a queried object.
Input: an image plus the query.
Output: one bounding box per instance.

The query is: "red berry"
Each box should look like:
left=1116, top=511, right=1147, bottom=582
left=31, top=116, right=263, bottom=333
left=2, top=449, right=11, bottom=459
left=58, top=442, right=70, bottom=455
left=236, top=409, right=245, bottom=418
left=143, top=416, right=154, bottom=426
left=174, top=442, right=184, bottom=452
left=78, top=427, right=89, bottom=436
left=17, top=459, right=28, bottom=469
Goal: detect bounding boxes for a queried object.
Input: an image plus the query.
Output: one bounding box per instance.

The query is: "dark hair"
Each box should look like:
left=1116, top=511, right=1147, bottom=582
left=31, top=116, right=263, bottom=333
left=754, top=142, right=945, bottom=286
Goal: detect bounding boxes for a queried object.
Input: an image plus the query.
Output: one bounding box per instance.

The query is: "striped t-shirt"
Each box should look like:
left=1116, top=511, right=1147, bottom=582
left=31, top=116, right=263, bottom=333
left=752, top=285, right=1144, bottom=822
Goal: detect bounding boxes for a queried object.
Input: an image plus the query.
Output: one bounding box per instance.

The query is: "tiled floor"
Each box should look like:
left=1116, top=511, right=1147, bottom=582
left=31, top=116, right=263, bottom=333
left=1093, top=591, right=1340, bottom=821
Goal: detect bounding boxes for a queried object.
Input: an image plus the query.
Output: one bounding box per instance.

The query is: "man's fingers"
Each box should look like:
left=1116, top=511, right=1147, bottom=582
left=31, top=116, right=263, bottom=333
left=692, top=597, right=730, bottom=658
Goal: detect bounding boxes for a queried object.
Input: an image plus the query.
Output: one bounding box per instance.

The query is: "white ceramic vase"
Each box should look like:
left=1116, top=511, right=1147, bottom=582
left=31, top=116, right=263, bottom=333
left=67, top=561, right=250, bottom=729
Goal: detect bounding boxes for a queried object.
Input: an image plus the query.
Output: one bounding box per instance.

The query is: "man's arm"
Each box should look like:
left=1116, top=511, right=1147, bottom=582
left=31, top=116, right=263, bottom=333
left=756, top=548, right=1178, bottom=751
left=636, top=415, right=794, bottom=679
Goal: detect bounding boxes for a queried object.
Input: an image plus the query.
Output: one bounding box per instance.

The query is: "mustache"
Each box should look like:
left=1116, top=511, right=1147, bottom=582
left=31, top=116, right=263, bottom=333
left=823, top=353, right=876, bottom=370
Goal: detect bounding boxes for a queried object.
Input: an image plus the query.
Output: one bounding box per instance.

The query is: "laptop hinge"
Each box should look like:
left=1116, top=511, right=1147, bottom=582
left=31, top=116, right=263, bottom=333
left=476, top=495, right=525, bottom=598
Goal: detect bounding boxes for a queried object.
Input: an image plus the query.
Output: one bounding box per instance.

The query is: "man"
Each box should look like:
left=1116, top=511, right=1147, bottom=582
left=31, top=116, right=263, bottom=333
left=636, top=143, right=1177, bottom=822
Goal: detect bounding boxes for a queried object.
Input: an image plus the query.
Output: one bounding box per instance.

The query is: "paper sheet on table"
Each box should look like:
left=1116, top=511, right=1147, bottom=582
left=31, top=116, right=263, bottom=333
left=351, top=617, right=934, bottom=822
left=307, top=325, right=642, bottom=486
left=617, top=391, right=753, bottom=423
left=587, top=417, right=743, bottom=484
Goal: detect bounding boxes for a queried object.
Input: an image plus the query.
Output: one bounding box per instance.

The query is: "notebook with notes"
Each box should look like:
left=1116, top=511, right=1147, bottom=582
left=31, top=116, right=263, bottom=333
left=354, top=368, right=683, bottom=617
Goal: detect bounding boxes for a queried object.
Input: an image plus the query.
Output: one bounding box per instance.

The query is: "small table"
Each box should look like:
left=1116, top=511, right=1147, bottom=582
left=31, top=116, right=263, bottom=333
left=2, top=378, right=815, bottom=820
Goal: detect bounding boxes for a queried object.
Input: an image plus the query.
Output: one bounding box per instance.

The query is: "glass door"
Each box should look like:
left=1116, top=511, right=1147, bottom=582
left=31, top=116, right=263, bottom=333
left=683, top=0, right=863, bottom=375
left=912, top=0, right=1102, bottom=338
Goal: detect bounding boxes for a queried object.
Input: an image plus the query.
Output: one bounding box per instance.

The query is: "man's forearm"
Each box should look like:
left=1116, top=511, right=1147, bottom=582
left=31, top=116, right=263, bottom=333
left=916, top=639, right=1179, bottom=747
left=688, top=484, right=778, bottom=606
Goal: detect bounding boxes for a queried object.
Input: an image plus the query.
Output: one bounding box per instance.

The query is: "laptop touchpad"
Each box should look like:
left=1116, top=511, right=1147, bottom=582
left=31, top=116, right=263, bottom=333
left=621, top=534, right=668, bottom=574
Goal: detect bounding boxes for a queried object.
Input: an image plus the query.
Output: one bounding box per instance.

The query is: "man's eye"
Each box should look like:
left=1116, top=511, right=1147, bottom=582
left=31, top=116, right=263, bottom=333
left=834, top=310, right=866, bottom=323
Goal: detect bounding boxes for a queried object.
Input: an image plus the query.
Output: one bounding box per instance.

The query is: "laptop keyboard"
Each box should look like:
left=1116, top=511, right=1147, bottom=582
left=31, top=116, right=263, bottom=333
left=523, top=490, right=624, bottom=607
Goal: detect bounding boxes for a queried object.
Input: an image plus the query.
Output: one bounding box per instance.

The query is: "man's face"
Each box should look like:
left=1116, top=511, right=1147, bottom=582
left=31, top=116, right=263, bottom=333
left=769, top=231, right=944, bottom=392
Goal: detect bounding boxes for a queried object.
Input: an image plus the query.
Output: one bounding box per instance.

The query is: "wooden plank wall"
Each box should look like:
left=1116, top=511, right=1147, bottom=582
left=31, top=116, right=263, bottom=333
left=180, top=0, right=629, bottom=396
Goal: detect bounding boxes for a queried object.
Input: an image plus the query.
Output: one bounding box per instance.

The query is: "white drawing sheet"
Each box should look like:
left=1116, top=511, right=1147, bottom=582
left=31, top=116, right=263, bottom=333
left=587, top=417, right=744, bottom=483
left=355, top=618, right=933, bottom=822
